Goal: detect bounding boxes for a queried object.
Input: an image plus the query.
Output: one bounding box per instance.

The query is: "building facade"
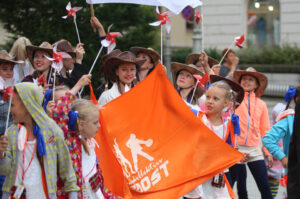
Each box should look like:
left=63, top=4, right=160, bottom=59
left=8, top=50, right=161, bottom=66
left=170, top=0, right=300, bottom=50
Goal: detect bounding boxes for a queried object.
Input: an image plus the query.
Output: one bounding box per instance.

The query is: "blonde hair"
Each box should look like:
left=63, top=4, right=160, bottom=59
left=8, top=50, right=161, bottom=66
left=209, top=81, right=237, bottom=106
left=71, top=99, right=99, bottom=155
left=54, top=85, right=70, bottom=92
left=10, top=37, right=32, bottom=61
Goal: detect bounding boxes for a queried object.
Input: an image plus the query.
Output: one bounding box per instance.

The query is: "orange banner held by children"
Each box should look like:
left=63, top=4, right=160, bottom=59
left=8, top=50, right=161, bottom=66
left=94, top=64, right=243, bottom=198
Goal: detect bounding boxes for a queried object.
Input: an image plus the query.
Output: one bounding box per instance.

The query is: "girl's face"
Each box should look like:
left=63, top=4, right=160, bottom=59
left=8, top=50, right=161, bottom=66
left=205, top=86, right=228, bottom=116
left=115, top=63, right=137, bottom=85
left=33, top=50, right=51, bottom=73
left=79, top=112, right=100, bottom=138
left=137, top=52, right=153, bottom=70
left=240, top=75, right=258, bottom=92
left=176, top=70, right=196, bottom=89
left=0, top=63, right=14, bottom=80
left=63, top=58, right=75, bottom=71
left=10, top=93, right=31, bottom=124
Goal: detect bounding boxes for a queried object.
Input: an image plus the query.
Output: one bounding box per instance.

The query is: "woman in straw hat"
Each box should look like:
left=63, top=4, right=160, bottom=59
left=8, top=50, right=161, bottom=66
left=171, top=62, right=205, bottom=110
left=230, top=67, right=273, bottom=199
left=98, top=51, right=144, bottom=106
left=22, top=42, right=54, bottom=90
left=9, top=37, right=34, bottom=83
left=130, top=47, right=161, bottom=82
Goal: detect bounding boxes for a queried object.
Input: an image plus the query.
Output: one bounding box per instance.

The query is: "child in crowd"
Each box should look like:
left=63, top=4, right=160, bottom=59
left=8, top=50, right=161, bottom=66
left=263, top=86, right=300, bottom=198
left=98, top=51, right=144, bottom=105
left=0, top=82, right=79, bottom=199
left=185, top=75, right=244, bottom=199
left=171, top=62, right=205, bottom=109
left=231, top=67, right=273, bottom=199
left=9, top=37, right=34, bottom=83
left=49, top=84, right=121, bottom=198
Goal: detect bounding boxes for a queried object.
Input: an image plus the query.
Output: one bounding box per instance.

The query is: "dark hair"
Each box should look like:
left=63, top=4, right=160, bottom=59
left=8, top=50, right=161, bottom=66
left=285, top=86, right=300, bottom=110
left=222, top=48, right=235, bottom=59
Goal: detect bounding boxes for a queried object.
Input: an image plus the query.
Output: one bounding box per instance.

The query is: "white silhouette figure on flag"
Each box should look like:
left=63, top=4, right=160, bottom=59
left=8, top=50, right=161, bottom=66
left=126, top=134, right=154, bottom=172
left=113, top=138, right=136, bottom=178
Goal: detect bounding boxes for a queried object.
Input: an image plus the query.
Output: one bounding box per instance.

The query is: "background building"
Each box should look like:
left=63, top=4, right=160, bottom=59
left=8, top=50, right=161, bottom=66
left=170, top=0, right=300, bottom=50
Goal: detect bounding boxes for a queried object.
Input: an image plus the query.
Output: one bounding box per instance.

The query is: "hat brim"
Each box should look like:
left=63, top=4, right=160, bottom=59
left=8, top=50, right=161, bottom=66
left=210, top=75, right=244, bottom=107
left=0, top=58, right=24, bottom=65
left=130, top=47, right=161, bottom=66
left=234, top=70, right=268, bottom=97
left=26, top=45, right=53, bottom=67
left=103, top=56, right=146, bottom=83
left=186, top=54, right=219, bottom=68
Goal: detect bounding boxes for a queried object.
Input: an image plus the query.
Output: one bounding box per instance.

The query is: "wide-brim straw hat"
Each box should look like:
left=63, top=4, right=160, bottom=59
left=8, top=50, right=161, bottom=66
left=26, top=42, right=53, bottom=66
left=0, top=50, right=24, bottom=65
left=210, top=75, right=244, bottom=107
left=53, top=39, right=76, bottom=58
left=234, top=67, right=268, bottom=97
left=103, top=51, right=146, bottom=83
left=171, top=62, right=205, bottom=97
left=186, top=53, right=219, bottom=68
left=130, top=47, right=161, bottom=66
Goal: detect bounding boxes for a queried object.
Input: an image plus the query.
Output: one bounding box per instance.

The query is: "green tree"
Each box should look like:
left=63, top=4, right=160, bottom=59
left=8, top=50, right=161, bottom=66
left=0, top=0, right=159, bottom=87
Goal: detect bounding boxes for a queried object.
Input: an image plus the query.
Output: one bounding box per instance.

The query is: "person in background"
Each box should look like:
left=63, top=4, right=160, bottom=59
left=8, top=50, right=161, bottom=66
left=219, top=48, right=239, bottom=78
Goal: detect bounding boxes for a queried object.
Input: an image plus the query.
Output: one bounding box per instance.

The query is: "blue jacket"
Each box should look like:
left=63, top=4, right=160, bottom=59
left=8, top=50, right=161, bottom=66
left=263, top=114, right=294, bottom=161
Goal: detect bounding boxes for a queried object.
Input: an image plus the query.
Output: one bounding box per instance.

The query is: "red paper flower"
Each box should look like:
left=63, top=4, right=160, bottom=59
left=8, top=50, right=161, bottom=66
left=195, top=11, right=202, bottom=24
left=62, top=2, right=82, bottom=19
left=235, top=34, right=245, bottom=49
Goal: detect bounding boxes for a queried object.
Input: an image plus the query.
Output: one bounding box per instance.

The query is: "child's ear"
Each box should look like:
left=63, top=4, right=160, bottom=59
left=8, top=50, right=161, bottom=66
left=77, top=119, right=85, bottom=131
left=224, top=98, right=230, bottom=108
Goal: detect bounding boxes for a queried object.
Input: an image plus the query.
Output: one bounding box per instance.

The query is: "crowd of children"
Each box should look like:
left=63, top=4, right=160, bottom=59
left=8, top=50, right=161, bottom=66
left=0, top=15, right=298, bottom=199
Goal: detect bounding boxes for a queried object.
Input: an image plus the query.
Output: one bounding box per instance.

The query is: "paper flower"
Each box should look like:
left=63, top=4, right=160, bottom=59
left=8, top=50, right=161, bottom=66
left=45, top=45, right=72, bottom=73
left=0, top=77, right=14, bottom=101
left=33, top=75, right=47, bottom=86
left=149, top=7, right=172, bottom=33
left=101, top=24, right=122, bottom=53
left=195, top=10, right=202, bottom=24
left=235, top=34, right=245, bottom=49
left=193, top=73, right=209, bottom=87
left=62, top=2, right=82, bottom=19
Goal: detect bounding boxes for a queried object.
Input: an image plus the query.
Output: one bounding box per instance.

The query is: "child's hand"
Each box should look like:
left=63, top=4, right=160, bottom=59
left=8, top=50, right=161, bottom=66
left=266, top=155, right=274, bottom=168
left=281, top=156, right=288, bottom=168
left=43, top=84, right=52, bottom=94
left=241, top=153, right=250, bottom=163
left=211, top=64, right=221, bottom=75
left=46, top=101, right=55, bottom=117
left=0, top=135, right=8, bottom=158
left=75, top=43, right=85, bottom=64
left=78, top=74, right=91, bottom=88
left=90, top=16, right=106, bottom=37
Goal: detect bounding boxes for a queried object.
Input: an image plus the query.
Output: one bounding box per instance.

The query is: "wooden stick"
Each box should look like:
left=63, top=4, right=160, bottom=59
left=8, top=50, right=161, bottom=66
left=90, top=4, right=97, bottom=33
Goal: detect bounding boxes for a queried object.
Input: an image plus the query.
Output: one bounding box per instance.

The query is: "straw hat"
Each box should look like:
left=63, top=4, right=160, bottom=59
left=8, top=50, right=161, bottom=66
left=53, top=39, right=76, bottom=58
left=26, top=42, right=53, bottom=66
left=186, top=53, right=219, bottom=68
left=130, top=47, right=161, bottom=66
left=210, top=75, right=244, bottom=107
left=103, top=51, right=145, bottom=83
left=234, top=67, right=268, bottom=97
left=0, top=50, right=24, bottom=65
left=171, top=62, right=205, bottom=98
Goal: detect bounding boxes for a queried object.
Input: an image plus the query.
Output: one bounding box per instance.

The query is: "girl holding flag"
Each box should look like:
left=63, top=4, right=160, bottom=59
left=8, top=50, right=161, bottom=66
left=185, top=75, right=244, bottom=199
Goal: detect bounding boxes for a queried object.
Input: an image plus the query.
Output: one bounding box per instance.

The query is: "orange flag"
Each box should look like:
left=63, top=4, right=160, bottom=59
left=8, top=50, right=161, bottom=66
left=94, top=64, right=243, bottom=198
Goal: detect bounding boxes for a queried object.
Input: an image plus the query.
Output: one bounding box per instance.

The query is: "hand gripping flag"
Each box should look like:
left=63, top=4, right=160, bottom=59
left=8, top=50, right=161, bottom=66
left=94, top=64, right=243, bottom=198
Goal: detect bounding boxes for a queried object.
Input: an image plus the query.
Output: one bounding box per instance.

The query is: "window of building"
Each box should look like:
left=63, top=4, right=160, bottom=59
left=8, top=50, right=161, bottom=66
left=247, top=0, right=280, bottom=47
